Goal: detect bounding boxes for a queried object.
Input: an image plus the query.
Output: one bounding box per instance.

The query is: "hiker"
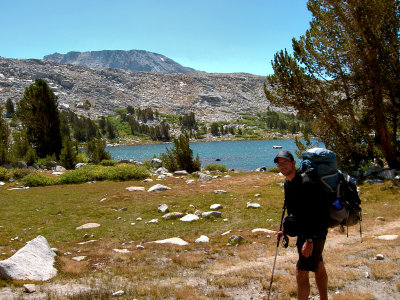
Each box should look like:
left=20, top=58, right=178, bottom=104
left=274, top=150, right=330, bottom=300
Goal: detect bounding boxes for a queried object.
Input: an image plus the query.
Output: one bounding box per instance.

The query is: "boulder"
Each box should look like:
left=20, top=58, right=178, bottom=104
left=202, top=211, right=222, bottom=218
left=76, top=223, right=100, bottom=230
left=210, top=204, right=223, bottom=210
left=162, top=212, right=184, bottom=220
left=158, top=204, right=169, bottom=213
left=75, top=163, right=87, bottom=169
left=378, top=169, right=396, bottom=180
left=195, top=235, right=210, bottom=243
left=174, top=170, right=189, bottom=176
left=149, top=237, right=189, bottom=246
left=55, top=165, right=66, bottom=172
left=365, top=165, right=383, bottom=177
left=0, top=235, right=57, bottom=280
left=148, top=184, right=171, bottom=192
left=180, top=214, right=199, bottom=222
left=198, top=173, right=212, bottom=181
left=247, top=202, right=261, bottom=208
left=126, top=186, right=145, bottom=192
left=214, top=190, right=227, bottom=194
left=151, top=158, right=162, bottom=168
left=252, top=228, right=277, bottom=234
left=155, top=167, right=168, bottom=174
left=15, top=161, right=27, bottom=169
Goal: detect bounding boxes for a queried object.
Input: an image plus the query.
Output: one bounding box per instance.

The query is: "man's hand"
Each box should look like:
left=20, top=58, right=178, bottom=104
left=277, top=231, right=284, bottom=241
left=301, top=240, right=313, bottom=257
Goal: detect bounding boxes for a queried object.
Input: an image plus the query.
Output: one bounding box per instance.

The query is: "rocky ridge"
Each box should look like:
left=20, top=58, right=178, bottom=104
left=43, top=50, right=201, bottom=74
left=0, top=57, right=285, bottom=122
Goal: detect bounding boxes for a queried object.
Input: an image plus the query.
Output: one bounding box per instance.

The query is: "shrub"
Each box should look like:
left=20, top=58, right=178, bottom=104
left=161, top=134, right=201, bottom=173
left=100, top=160, right=118, bottom=166
left=76, top=152, right=89, bottom=163
left=105, top=164, right=149, bottom=181
left=0, top=167, right=10, bottom=181
left=59, top=139, right=78, bottom=169
left=268, top=166, right=280, bottom=173
left=11, top=168, right=32, bottom=179
left=23, top=173, right=58, bottom=187
left=204, top=163, right=227, bottom=172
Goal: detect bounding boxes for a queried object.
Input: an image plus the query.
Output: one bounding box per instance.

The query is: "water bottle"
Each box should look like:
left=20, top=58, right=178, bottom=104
left=332, top=198, right=343, bottom=210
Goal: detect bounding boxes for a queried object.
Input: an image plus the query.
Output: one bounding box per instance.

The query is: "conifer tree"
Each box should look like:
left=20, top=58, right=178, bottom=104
left=18, top=79, right=62, bottom=158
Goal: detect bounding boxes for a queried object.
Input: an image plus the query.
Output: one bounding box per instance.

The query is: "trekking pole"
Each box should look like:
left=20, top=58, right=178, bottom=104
left=267, top=201, right=286, bottom=300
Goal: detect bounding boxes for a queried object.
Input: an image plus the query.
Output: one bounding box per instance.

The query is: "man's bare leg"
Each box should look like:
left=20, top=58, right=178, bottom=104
left=296, top=269, right=310, bottom=300
left=315, top=261, right=328, bottom=300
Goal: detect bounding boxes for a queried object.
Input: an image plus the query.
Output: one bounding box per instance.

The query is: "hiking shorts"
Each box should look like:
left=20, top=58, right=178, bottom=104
left=296, top=236, right=326, bottom=272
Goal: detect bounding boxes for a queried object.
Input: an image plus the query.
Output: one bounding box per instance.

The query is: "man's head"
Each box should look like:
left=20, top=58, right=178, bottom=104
left=274, top=151, right=296, bottom=179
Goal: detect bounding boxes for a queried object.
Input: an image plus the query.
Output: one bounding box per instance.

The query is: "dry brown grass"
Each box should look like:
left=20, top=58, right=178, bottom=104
left=332, top=291, right=375, bottom=300
left=369, top=261, right=399, bottom=279
left=171, top=251, right=205, bottom=268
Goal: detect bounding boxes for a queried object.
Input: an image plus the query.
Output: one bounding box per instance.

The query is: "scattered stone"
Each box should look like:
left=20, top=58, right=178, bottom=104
left=112, top=290, right=125, bottom=296
left=365, top=272, right=370, bottom=278
left=251, top=228, right=277, bottom=234
left=162, top=212, right=184, bottom=220
left=51, top=248, right=59, bottom=255
left=198, top=173, right=212, bottom=181
left=149, top=237, right=189, bottom=246
left=63, top=252, right=72, bottom=256
left=76, top=223, right=100, bottom=230
left=186, top=179, right=195, bottom=184
left=365, top=165, right=383, bottom=176
left=180, top=214, right=199, bottom=222
left=155, top=167, right=168, bottom=174
left=375, top=235, right=398, bottom=241
left=194, top=210, right=202, bottom=216
left=7, top=186, right=29, bottom=190
left=210, top=204, right=223, bottom=210
left=77, top=240, right=97, bottom=245
left=146, top=219, right=158, bottom=224
left=202, top=211, right=222, bottom=218
left=112, top=249, right=130, bottom=254
left=151, top=158, right=162, bottom=168
left=221, top=230, right=231, bottom=236
left=228, top=235, right=245, bottom=245
left=158, top=204, right=169, bottom=213
left=174, top=170, right=189, bottom=175
left=224, top=175, right=231, bottom=178
left=376, top=217, right=385, bottom=221
left=55, top=165, right=66, bottom=172
left=100, top=198, right=107, bottom=202
left=195, top=235, right=210, bottom=243
left=0, top=182, right=5, bottom=186
left=247, top=202, right=261, bottom=208
left=126, top=186, right=145, bottom=192
left=378, top=169, right=396, bottom=180
left=148, top=184, right=171, bottom=192
left=136, top=217, right=142, bottom=221
left=0, top=235, right=57, bottom=281
left=365, top=179, right=383, bottom=184
left=72, top=256, right=87, bottom=262
left=75, top=163, right=87, bottom=169
left=223, top=219, right=229, bottom=222
left=214, top=190, right=227, bottom=194
left=375, top=254, right=385, bottom=260
left=189, top=204, right=195, bottom=208
left=254, top=194, right=261, bottom=197
left=23, top=284, right=36, bottom=293
left=136, top=245, right=144, bottom=250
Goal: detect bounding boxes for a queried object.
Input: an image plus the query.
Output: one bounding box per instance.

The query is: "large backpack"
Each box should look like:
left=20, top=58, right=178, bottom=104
left=300, top=148, right=362, bottom=236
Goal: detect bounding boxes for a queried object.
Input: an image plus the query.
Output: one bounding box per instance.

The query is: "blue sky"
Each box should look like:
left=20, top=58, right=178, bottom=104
left=1, top=0, right=311, bottom=76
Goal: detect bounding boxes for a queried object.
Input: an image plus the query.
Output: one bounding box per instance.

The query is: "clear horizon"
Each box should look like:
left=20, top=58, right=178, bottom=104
left=1, top=0, right=311, bottom=76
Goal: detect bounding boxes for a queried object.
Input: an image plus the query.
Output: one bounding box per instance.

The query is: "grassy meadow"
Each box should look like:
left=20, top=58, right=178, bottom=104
left=0, top=171, right=399, bottom=299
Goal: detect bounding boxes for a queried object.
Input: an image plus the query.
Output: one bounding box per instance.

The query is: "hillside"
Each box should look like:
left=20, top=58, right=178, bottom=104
left=43, top=49, right=201, bottom=74
left=0, top=57, right=287, bottom=122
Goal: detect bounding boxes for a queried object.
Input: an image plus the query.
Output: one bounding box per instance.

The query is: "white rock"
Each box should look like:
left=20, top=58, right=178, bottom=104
left=77, top=240, right=97, bottom=245
left=198, top=173, right=212, bottom=181
left=23, top=284, right=36, bottom=293
left=375, top=235, right=398, bottom=241
left=143, top=178, right=153, bottom=182
left=210, top=204, right=223, bottom=210
left=76, top=223, right=100, bottom=230
left=251, top=228, right=277, bottom=234
left=0, top=181, right=5, bottom=186
left=146, top=219, right=158, bottom=224
left=158, top=204, right=169, bottom=213
left=52, top=172, right=63, bottom=176
left=75, top=163, right=87, bottom=169
left=148, top=184, right=171, bottom=192
left=223, top=219, right=229, bottom=222
left=254, top=194, right=261, bottom=197
left=112, top=290, right=125, bottom=296
left=72, top=256, right=86, bottom=262
left=126, top=186, right=145, bottom=192
left=221, top=230, right=231, bottom=236
left=149, top=237, right=189, bottom=246
left=100, top=198, right=107, bottom=202
left=0, top=236, right=57, bottom=281
left=180, top=214, right=199, bottom=222
left=112, top=249, right=130, bottom=254
left=376, top=217, right=385, bottom=221
left=214, top=190, right=227, bottom=194
left=202, top=211, right=222, bottom=218
left=375, top=254, right=385, bottom=260
left=136, top=245, right=144, bottom=250
left=224, top=175, right=231, bottom=178
left=195, top=235, right=210, bottom=243
left=174, top=170, right=189, bottom=175
left=247, top=202, right=261, bottom=208
left=136, top=217, right=142, bottom=221
left=186, top=180, right=195, bottom=184
left=155, top=167, right=168, bottom=174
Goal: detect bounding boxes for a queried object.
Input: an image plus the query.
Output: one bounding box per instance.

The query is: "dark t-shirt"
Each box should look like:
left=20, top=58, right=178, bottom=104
left=284, top=170, right=329, bottom=239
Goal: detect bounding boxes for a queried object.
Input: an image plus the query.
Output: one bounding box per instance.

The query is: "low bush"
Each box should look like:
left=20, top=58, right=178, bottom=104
left=0, top=167, right=10, bottom=181
left=105, top=164, right=150, bottom=181
left=23, top=173, right=58, bottom=187
left=268, top=166, right=280, bottom=173
left=100, top=160, right=118, bottom=166
left=204, top=163, right=227, bottom=172
left=11, top=168, right=32, bottom=179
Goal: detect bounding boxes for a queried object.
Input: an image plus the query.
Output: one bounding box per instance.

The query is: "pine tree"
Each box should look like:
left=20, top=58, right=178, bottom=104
left=265, top=0, right=400, bottom=169
left=18, top=79, right=62, bottom=158
left=0, top=108, right=10, bottom=164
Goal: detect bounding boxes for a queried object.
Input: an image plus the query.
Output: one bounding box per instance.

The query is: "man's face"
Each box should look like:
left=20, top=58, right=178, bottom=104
left=276, top=157, right=296, bottom=177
